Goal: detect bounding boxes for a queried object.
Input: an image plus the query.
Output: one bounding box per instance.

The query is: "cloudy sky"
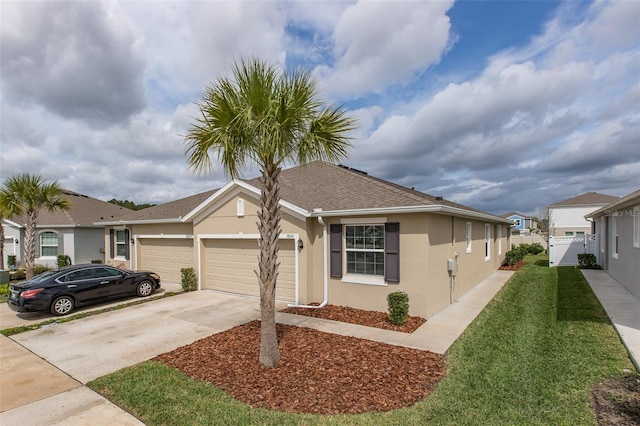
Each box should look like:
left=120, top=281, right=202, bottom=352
left=1, top=0, right=638, bottom=217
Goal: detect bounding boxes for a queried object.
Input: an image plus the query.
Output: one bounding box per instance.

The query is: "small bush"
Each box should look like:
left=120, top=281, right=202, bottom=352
left=504, top=247, right=526, bottom=266
left=10, top=270, right=26, bottom=281
left=181, top=267, right=197, bottom=292
left=57, top=254, right=72, bottom=268
left=528, top=243, right=545, bottom=255
left=33, top=264, right=52, bottom=275
left=387, top=291, right=409, bottom=325
left=577, top=253, right=598, bottom=268
left=0, top=283, right=8, bottom=303
left=91, top=259, right=103, bottom=264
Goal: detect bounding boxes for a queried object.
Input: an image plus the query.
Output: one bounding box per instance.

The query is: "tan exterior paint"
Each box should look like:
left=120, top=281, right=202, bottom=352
left=138, top=239, right=194, bottom=283
left=106, top=189, right=508, bottom=320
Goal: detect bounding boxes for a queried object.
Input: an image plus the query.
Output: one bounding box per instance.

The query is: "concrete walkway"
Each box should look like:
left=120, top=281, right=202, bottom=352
left=1, top=271, right=514, bottom=425
left=581, top=269, right=640, bottom=371
left=278, top=270, right=515, bottom=354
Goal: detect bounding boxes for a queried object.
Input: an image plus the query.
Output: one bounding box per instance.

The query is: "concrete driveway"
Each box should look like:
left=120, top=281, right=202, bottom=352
left=1, top=290, right=278, bottom=424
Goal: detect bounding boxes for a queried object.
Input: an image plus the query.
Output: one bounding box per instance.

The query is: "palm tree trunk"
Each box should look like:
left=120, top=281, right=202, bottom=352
left=0, top=218, right=5, bottom=270
left=257, top=163, right=282, bottom=367
left=25, top=210, right=37, bottom=279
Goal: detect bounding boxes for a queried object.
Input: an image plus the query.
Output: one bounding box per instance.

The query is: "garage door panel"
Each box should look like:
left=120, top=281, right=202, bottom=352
left=139, top=239, right=194, bottom=283
left=203, top=239, right=295, bottom=302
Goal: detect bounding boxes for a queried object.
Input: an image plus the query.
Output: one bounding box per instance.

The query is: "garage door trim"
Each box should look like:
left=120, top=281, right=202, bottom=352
left=197, top=233, right=300, bottom=303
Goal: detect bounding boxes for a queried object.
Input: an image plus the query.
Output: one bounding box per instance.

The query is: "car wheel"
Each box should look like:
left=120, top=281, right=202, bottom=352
left=51, top=296, right=74, bottom=316
left=136, top=280, right=154, bottom=297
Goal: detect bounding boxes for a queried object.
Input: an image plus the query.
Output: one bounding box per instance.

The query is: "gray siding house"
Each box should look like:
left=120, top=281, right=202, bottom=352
left=3, top=191, right=131, bottom=268
left=586, top=189, right=640, bottom=299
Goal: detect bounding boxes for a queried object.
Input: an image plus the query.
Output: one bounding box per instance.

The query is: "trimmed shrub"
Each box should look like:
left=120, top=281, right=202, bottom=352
left=91, top=259, right=103, bottom=264
left=387, top=291, right=409, bottom=325
left=33, top=265, right=52, bottom=275
left=577, top=253, right=598, bottom=268
left=503, top=247, right=526, bottom=266
left=528, top=243, right=545, bottom=255
left=10, top=270, right=26, bottom=281
left=57, top=255, right=72, bottom=268
left=181, top=267, right=197, bottom=292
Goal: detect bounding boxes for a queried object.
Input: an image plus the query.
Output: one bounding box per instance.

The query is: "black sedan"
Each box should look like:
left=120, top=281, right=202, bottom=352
left=8, top=264, right=161, bottom=316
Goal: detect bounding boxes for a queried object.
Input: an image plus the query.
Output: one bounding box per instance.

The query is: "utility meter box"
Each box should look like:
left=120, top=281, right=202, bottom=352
left=447, top=258, right=458, bottom=276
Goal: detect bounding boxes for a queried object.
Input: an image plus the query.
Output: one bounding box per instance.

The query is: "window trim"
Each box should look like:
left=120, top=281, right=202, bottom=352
left=466, top=222, right=472, bottom=254
left=612, top=214, right=619, bottom=259
left=633, top=205, right=639, bottom=249
left=344, top=224, right=385, bottom=280
left=484, top=224, right=491, bottom=261
left=39, top=231, right=58, bottom=258
left=497, top=225, right=502, bottom=255
left=115, top=230, right=127, bottom=259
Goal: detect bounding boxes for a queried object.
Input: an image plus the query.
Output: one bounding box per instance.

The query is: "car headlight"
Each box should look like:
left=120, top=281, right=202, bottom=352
left=150, top=273, right=160, bottom=281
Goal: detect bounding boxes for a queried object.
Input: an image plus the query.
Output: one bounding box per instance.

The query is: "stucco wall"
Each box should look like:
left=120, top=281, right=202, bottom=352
left=550, top=206, right=603, bottom=236
left=603, top=203, right=640, bottom=299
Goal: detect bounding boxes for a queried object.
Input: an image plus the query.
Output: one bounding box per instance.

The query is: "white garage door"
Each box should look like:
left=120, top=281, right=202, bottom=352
left=138, top=238, right=194, bottom=283
left=203, top=239, right=295, bottom=302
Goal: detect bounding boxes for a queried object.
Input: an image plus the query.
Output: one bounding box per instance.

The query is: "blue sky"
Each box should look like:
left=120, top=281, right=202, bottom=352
left=1, top=0, right=638, bottom=217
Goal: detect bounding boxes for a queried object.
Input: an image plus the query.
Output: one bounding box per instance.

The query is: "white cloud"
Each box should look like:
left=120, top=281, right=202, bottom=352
left=319, top=1, right=454, bottom=98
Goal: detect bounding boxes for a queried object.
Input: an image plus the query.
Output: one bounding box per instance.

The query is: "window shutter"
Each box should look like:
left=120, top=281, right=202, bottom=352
left=384, top=222, right=400, bottom=283
left=330, top=224, right=342, bottom=278
left=109, top=229, right=115, bottom=258
left=57, top=233, right=64, bottom=255
left=124, top=229, right=131, bottom=260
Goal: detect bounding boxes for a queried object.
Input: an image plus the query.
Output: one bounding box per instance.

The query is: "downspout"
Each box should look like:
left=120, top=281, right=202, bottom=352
left=287, top=215, right=328, bottom=309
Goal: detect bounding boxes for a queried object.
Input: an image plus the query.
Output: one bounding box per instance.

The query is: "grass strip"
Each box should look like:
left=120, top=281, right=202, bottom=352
left=88, top=264, right=635, bottom=425
left=1, top=292, right=177, bottom=336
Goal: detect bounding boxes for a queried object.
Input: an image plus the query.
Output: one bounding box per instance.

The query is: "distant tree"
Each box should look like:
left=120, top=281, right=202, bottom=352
left=185, top=58, right=356, bottom=367
left=536, top=212, right=551, bottom=249
left=0, top=174, right=70, bottom=278
left=107, top=199, right=156, bottom=211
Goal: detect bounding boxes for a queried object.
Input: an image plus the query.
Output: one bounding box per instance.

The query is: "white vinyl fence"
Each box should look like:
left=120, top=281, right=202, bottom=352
left=548, top=234, right=598, bottom=267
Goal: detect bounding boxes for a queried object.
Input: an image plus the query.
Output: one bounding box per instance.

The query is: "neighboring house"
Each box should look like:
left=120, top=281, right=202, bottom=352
left=3, top=191, right=131, bottom=268
left=500, top=212, right=537, bottom=234
left=586, top=189, right=640, bottom=299
left=548, top=192, right=619, bottom=237
left=98, top=161, right=511, bottom=319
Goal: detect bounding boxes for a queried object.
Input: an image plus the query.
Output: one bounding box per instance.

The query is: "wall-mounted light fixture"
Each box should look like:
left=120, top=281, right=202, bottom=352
left=297, top=238, right=304, bottom=250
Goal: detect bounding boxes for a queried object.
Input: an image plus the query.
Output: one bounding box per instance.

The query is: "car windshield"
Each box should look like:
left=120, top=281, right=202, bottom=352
left=28, top=270, right=59, bottom=283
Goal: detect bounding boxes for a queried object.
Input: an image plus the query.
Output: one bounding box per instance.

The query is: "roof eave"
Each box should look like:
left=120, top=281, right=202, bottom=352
left=310, top=205, right=512, bottom=224
left=94, top=218, right=184, bottom=226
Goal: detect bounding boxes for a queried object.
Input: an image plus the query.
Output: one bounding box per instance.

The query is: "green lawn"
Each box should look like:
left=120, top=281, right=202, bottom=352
left=88, top=264, right=636, bottom=425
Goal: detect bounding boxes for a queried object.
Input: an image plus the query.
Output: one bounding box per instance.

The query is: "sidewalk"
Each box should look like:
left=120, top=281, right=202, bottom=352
left=581, top=269, right=640, bottom=371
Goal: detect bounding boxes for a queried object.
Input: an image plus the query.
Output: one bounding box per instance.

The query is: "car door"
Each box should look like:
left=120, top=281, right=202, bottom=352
left=94, top=267, right=133, bottom=298
left=58, top=268, right=103, bottom=304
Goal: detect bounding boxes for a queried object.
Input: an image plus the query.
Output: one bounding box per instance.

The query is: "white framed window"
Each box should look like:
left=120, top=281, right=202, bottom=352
left=466, top=222, right=472, bottom=253
left=484, top=224, right=491, bottom=261
left=514, top=219, right=521, bottom=227
left=116, top=230, right=127, bottom=257
left=576, top=232, right=585, bottom=237
left=634, top=205, right=639, bottom=249
left=565, top=231, right=574, bottom=236
left=600, top=216, right=606, bottom=253
left=612, top=214, right=619, bottom=259
left=345, top=224, right=384, bottom=277
left=497, top=225, right=502, bottom=255
left=40, top=232, right=58, bottom=257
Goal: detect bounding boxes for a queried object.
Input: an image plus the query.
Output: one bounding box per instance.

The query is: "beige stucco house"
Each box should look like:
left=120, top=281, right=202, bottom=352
left=586, top=189, right=640, bottom=300
left=98, top=162, right=511, bottom=319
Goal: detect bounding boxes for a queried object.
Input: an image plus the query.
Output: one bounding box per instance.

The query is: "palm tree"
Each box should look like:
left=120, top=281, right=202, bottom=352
left=0, top=174, right=70, bottom=279
left=185, top=58, right=356, bottom=367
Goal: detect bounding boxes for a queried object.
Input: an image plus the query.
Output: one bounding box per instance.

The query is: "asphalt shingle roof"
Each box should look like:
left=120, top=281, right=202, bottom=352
left=108, top=161, right=506, bottom=223
left=548, top=192, right=620, bottom=207
left=8, top=190, right=131, bottom=227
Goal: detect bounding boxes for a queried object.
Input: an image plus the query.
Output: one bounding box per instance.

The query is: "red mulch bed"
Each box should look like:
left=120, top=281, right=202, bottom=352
left=499, top=260, right=526, bottom=271
left=155, top=320, right=446, bottom=414
left=281, top=304, right=426, bottom=333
